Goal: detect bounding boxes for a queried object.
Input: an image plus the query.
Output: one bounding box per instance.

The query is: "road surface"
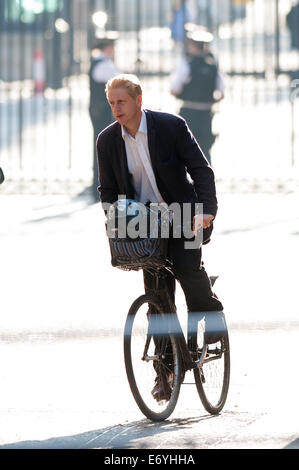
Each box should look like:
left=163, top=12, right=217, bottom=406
left=0, top=187, right=298, bottom=449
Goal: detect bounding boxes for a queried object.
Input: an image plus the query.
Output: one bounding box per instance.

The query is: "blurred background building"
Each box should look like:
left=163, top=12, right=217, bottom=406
left=0, top=0, right=299, bottom=194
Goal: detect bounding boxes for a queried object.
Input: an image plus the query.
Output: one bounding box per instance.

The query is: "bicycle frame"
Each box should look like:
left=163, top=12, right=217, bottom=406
left=124, top=265, right=230, bottom=420
left=144, top=266, right=210, bottom=373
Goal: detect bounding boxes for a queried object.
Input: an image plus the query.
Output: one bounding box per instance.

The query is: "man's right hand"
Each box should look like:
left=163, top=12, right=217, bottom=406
left=192, top=214, right=214, bottom=235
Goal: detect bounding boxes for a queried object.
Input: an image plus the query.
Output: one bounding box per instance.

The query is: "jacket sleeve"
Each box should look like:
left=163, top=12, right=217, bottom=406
left=97, top=133, right=119, bottom=206
left=175, top=117, right=218, bottom=217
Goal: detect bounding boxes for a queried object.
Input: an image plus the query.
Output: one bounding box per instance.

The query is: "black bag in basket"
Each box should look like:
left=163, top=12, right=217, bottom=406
left=109, top=236, right=168, bottom=271
left=106, top=199, right=169, bottom=271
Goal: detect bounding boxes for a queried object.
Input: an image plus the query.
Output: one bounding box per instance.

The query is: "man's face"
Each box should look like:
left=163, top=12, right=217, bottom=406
left=103, top=44, right=114, bottom=59
left=107, top=87, right=142, bottom=129
left=186, top=39, right=206, bottom=56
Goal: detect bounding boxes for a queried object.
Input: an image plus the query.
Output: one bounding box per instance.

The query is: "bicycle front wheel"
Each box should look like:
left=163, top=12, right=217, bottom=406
left=192, top=318, right=230, bottom=415
left=124, top=294, right=182, bottom=422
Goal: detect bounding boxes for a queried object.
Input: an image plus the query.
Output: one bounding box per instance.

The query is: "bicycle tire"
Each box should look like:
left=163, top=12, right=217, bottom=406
left=124, top=294, right=182, bottom=421
left=191, top=318, right=230, bottom=415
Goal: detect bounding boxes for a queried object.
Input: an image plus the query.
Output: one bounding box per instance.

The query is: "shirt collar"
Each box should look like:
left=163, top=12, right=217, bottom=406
left=121, top=110, right=147, bottom=139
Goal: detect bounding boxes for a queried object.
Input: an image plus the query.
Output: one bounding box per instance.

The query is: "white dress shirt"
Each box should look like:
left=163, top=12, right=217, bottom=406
left=121, top=111, right=164, bottom=204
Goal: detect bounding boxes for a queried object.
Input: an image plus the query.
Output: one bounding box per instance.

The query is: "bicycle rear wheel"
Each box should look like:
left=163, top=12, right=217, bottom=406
left=192, top=317, right=230, bottom=415
left=124, top=294, right=182, bottom=422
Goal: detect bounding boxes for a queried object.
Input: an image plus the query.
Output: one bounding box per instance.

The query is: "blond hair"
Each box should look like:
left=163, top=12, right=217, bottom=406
left=105, top=74, right=142, bottom=99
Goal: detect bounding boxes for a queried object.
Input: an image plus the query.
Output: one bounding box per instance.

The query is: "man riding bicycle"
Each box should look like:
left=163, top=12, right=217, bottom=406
left=96, top=74, right=224, bottom=401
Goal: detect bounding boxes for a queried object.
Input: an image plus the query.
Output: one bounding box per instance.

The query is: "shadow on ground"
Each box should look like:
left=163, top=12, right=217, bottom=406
left=284, top=437, right=299, bottom=449
left=0, top=415, right=217, bottom=449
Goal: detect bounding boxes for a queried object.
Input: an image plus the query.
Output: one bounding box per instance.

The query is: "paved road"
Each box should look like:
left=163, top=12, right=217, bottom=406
left=0, top=188, right=299, bottom=449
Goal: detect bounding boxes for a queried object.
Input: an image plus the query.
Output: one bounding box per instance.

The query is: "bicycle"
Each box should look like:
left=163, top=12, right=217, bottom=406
left=123, top=263, right=230, bottom=422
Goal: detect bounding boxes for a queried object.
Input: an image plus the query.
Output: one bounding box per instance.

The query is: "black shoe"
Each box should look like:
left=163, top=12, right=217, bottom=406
left=151, top=370, right=173, bottom=402
left=204, top=311, right=227, bottom=344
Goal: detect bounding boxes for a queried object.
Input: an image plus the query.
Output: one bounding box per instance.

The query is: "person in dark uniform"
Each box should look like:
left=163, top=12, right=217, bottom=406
left=170, top=26, right=224, bottom=165
left=89, top=35, right=118, bottom=201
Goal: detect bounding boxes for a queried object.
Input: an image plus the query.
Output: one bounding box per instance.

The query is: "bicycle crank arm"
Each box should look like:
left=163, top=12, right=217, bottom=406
left=194, top=345, right=208, bottom=369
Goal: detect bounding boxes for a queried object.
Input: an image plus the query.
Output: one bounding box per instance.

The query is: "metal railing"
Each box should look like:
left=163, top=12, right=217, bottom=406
left=0, top=0, right=298, bottom=194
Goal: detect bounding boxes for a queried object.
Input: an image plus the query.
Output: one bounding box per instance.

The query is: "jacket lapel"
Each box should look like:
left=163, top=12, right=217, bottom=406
left=114, top=125, right=134, bottom=198
left=145, top=110, right=157, bottom=173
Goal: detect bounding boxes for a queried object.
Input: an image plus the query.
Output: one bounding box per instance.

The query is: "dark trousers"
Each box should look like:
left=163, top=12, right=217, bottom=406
left=143, top=236, right=223, bottom=370
left=143, top=236, right=223, bottom=313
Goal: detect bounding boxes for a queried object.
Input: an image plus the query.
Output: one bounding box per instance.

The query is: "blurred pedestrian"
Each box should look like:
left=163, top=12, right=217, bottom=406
left=0, top=167, right=4, bottom=185
left=169, top=0, right=194, bottom=52
left=170, top=26, right=224, bottom=165
left=89, top=34, right=118, bottom=201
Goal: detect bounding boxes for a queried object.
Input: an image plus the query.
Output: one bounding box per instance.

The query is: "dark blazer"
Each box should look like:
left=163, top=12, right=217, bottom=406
left=96, top=109, right=218, bottom=218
